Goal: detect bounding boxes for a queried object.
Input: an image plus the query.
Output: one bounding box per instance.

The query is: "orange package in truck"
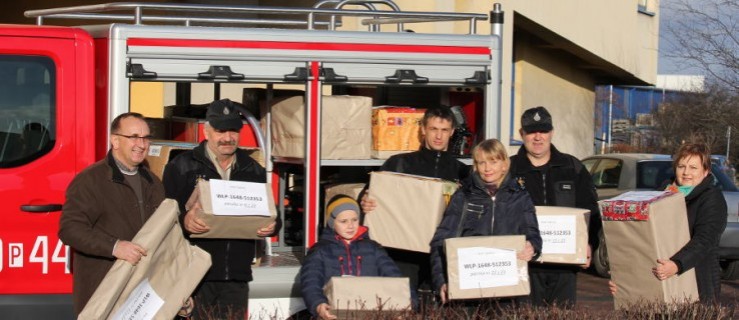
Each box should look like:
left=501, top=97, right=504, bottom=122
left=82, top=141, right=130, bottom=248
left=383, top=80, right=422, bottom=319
left=371, top=107, right=425, bottom=159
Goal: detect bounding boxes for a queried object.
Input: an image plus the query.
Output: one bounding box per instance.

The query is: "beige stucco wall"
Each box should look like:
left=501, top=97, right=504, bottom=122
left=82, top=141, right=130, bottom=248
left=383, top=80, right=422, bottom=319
left=513, top=34, right=597, bottom=159
left=498, top=0, right=659, bottom=84
left=335, top=0, right=659, bottom=158
left=341, top=0, right=659, bottom=83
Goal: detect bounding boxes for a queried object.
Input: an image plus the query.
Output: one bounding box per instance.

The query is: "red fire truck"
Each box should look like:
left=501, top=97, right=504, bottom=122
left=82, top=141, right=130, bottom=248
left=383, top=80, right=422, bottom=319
left=0, top=2, right=503, bottom=318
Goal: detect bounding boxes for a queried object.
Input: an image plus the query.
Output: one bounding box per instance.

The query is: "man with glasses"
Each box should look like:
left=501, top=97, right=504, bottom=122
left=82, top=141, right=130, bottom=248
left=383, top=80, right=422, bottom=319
left=509, top=106, right=601, bottom=308
left=59, top=112, right=165, bottom=315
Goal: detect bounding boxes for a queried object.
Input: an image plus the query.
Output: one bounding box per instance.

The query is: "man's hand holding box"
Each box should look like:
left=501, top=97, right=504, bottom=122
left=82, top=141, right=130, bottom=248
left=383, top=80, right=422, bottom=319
left=186, top=179, right=277, bottom=239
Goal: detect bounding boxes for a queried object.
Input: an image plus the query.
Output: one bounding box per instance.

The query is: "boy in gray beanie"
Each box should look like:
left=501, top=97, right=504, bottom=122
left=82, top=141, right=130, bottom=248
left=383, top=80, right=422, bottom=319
left=300, top=195, right=413, bottom=319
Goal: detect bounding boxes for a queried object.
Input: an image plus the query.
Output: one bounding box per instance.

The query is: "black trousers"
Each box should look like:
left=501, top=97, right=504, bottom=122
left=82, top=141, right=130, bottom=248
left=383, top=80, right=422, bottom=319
left=527, top=270, right=577, bottom=307
left=193, top=280, right=249, bottom=320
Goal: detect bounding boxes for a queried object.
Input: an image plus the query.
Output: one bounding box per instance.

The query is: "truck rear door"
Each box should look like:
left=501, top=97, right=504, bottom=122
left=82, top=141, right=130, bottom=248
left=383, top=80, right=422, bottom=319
left=0, top=26, right=94, bottom=317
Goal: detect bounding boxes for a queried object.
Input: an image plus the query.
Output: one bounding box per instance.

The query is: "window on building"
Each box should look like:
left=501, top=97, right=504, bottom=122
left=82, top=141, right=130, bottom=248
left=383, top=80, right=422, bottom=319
left=638, top=0, right=656, bottom=16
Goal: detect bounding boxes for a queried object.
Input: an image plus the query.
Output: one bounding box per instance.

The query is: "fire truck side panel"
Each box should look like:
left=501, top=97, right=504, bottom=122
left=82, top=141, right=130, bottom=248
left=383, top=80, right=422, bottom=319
left=0, top=25, right=94, bottom=318
left=94, top=36, right=110, bottom=161
left=0, top=11, right=501, bottom=315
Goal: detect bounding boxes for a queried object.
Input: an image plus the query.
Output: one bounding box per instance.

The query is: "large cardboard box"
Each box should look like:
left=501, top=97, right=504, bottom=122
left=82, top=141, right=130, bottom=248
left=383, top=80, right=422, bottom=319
left=145, top=142, right=194, bottom=180
left=271, top=95, right=373, bottom=159
left=187, top=179, right=277, bottom=239
left=146, top=141, right=264, bottom=180
left=600, top=191, right=699, bottom=309
left=535, top=206, right=590, bottom=264
left=444, top=235, right=529, bottom=300
left=324, top=276, right=411, bottom=318
left=366, top=171, right=458, bottom=253
left=371, top=107, right=425, bottom=159
left=79, top=199, right=212, bottom=320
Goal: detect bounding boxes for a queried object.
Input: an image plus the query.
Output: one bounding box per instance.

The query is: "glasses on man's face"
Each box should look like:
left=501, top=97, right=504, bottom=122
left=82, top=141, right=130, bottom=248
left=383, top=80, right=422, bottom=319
left=113, top=133, right=153, bottom=144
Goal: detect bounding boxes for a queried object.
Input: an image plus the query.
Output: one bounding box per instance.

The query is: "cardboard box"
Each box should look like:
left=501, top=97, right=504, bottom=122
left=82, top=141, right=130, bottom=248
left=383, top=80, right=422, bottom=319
left=270, top=95, right=373, bottom=159
left=145, top=141, right=196, bottom=180
left=365, top=171, right=458, bottom=253
left=371, top=107, right=425, bottom=159
left=444, top=235, right=529, bottom=300
left=535, top=206, right=590, bottom=264
left=324, top=183, right=366, bottom=226
left=600, top=191, right=699, bottom=309
left=324, top=276, right=411, bottom=318
left=146, top=141, right=264, bottom=180
left=187, top=179, right=277, bottom=239
left=79, top=199, right=212, bottom=320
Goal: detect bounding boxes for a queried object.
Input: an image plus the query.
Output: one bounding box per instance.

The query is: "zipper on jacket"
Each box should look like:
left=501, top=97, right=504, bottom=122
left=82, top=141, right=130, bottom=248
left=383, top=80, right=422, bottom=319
left=434, top=151, right=441, bottom=177
left=542, top=173, right=548, bottom=205
left=356, top=256, right=363, bottom=276
left=224, top=242, right=230, bottom=280
left=490, top=196, right=496, bottom=233
left=339, top=256, right=346, bottom=276
left=343, top=241, right=354, bottom=275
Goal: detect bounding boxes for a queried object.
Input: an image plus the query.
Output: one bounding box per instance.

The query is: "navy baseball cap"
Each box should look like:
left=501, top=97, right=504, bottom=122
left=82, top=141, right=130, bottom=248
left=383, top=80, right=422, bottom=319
left=521, top=106, right=553, bottom=132
left=206, top=99, right=242, bottom=131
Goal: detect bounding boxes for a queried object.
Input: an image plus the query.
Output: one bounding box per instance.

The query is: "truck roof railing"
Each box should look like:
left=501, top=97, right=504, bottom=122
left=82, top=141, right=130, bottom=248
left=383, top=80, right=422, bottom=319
left=25, top=1, right=489, bottom=34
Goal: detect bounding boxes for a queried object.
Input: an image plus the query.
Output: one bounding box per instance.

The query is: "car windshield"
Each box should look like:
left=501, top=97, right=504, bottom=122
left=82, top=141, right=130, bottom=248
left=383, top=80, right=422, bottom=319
left=637, top=160, right=739, bottom=192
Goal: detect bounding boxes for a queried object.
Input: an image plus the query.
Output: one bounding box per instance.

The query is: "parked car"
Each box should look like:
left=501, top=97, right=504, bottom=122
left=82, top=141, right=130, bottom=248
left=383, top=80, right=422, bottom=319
left=712, top=155, right=737, bottom=184
left=581, top=153, right=739, bottom=280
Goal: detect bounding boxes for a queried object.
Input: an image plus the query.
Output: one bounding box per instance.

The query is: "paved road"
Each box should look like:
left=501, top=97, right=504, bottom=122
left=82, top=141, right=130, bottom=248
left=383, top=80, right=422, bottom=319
left=576, top=270, right=739, bottom=311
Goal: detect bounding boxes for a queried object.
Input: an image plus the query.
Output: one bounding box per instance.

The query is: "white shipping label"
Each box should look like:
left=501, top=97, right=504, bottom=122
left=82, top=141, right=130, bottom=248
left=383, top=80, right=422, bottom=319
left=457, top=247, right=518, bottom=290
left=147, top=145, right=162, bottom=157
left=209, top=180, right=271, bottom=216
left=112, top=278, right=164, bottom=320
left=539, top=215, right=577, bottom=254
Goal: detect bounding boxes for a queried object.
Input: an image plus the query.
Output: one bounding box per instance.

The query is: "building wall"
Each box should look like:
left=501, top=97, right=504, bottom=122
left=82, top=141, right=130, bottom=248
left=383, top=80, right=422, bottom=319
left=334, top=1, right=658, bottom=158
left=514, top=32, right=597, bottom=159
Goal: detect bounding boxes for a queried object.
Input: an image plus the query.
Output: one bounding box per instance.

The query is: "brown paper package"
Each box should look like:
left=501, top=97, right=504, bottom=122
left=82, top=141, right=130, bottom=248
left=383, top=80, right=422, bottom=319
left=366, top=171, right=458, bottom=253
left=324, top=276, right=411, bottom=319
left=187, top=179, right=277, bottom=239
left=444, top=235, right=529, bottom=300
left=534, top=206, right=590, bottom=264
left=270, top=95, right=373, bottom=159
left=79, top=199, right=212, bottom=320
left=600, top=192, right=698, bottom=309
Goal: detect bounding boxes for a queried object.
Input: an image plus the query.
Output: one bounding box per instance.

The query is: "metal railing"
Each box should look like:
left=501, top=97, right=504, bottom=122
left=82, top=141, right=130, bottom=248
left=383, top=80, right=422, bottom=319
left=25, top=1, right=488, bottom=34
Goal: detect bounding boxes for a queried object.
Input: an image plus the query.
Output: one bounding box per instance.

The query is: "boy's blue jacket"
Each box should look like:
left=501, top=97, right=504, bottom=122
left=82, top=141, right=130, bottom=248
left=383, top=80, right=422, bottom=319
left=299, top=226, right=408, bottom=316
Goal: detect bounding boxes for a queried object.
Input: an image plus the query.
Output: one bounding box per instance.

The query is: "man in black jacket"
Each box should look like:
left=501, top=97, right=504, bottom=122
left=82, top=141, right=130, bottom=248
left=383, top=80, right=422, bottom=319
left=361, top=106, right=470, bottom=301
left=163, top=99, right=280, bottom=319
left=509, top=106, right=601, bottom=307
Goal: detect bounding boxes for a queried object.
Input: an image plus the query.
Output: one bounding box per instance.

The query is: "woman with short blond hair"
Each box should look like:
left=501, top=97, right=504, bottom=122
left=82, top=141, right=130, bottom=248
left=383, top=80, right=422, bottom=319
left=429, top=139, right=542, bottom=303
